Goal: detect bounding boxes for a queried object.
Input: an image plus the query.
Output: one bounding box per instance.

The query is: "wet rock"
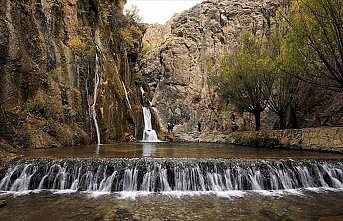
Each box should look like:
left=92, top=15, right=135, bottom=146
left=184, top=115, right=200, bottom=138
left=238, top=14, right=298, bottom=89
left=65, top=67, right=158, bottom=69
left=0, top=200, right=7, bottom=208
left=0, top=0, right=145, bottom=148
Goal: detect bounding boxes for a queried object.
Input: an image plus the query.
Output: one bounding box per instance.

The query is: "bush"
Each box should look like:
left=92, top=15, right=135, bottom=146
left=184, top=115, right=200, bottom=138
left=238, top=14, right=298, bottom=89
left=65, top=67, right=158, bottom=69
left=25, top=99, right=47, bottom=117
left=121, top=25, right=143, bottom=48
left=68, top=37, right=86, bottom=54
left=142, top=42, right=153, bottom=54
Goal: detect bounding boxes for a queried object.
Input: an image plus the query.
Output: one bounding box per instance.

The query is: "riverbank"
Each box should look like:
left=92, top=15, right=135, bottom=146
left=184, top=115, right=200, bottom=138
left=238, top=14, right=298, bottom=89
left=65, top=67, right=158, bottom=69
left=228, top=127, right=343, bottom=153
left=174, top=127, right=343, bottom=153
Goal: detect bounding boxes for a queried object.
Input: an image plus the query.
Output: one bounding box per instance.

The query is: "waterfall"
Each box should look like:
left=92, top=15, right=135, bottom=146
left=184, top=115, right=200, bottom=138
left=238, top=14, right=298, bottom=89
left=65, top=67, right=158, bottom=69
left=140, top=86, right=145, bottom=97
left=140, top=87, right=160, bottom=142
left=121, top=81, right=132, bottom=110
left=142, top=107, right=160, bottom=142
left=1, top=159, right=342, bottom=195
left=91, top=47, right=101, bottom=145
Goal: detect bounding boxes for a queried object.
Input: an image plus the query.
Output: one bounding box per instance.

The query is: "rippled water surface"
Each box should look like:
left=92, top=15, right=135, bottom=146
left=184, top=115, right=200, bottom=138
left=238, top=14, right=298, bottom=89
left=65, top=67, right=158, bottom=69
left=1, top=143, right=342, bottom=221
left=1, top=190, right=343, bottom=221
left=20, top=142, right=343, bottom=160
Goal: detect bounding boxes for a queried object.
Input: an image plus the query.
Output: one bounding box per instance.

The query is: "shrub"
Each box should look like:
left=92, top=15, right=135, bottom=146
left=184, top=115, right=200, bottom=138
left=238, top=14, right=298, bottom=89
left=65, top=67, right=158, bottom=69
left=121, top=25, right=143, bottom=48
left=68, top=37, right=86, bottom=54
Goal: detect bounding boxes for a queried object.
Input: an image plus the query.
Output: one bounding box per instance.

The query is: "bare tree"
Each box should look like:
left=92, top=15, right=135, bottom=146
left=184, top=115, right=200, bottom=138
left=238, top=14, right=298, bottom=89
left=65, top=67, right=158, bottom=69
left=285, top=0, right=343, bottom=92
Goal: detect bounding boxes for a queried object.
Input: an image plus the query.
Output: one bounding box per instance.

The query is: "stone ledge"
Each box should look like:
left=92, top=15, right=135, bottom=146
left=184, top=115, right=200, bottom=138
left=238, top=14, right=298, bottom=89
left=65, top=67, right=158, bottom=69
left=226, top=127, right=343, bottom=153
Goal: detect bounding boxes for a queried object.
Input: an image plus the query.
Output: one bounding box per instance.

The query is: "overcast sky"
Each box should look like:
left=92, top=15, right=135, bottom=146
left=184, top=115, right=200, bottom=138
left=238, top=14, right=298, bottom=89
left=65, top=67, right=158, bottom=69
left=125, top=0, right=203, bottom=24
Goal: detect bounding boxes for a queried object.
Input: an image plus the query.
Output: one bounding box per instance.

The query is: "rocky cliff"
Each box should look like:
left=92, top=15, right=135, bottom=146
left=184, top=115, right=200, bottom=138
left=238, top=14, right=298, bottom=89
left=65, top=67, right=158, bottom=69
left=0, top=0, right=146, bottom=149
left=139, top=0, right=281, bottom=140
left=139, top=0, right=343, bottom=141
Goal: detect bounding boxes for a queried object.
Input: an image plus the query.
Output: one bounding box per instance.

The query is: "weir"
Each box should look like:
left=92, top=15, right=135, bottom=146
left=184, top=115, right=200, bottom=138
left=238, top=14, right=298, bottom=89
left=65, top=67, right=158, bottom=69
left=0, top=159, right=342, bottom=194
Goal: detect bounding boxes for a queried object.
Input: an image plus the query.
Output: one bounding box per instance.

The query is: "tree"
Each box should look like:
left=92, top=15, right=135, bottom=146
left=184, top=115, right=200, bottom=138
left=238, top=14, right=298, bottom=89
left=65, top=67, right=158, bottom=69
left=124, top=5, right=142, bottom=23
left=285, top=0, right=343, bottom=92
left=214, top=33, right=275, bottom=130
left=268, top=72, right=300, bottom=129
left=265, top=14, right=301, bottom=129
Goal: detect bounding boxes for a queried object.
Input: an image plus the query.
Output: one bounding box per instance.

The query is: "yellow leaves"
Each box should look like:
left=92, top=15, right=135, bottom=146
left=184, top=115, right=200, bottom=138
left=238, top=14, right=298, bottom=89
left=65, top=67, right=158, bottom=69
left=121, top=25, right=143, bottom=48
left=68, top=37, right=86, bottom=54
left=290, top=0, right=302, bottom=11
left=142, top=42, right=153, bottom=54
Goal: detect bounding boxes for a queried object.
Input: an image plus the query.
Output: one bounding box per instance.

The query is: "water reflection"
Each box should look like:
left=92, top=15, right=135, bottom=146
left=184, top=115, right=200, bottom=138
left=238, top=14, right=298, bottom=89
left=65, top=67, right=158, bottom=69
left=142, top=143, right=156, bottom=157
left=21, top=142, right=343, bottom=160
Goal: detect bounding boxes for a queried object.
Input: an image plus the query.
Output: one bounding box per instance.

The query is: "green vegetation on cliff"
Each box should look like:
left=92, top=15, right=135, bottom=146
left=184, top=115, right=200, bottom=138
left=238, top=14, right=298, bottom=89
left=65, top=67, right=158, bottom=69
left=0, top=0, right=145, bottom=149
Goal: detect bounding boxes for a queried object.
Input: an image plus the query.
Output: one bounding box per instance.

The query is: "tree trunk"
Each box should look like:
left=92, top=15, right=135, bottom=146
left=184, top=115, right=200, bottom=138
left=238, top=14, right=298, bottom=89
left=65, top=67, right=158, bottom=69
left=290, top=103, right=298, bottom=129
left=254, top=111, right=261, bottom=131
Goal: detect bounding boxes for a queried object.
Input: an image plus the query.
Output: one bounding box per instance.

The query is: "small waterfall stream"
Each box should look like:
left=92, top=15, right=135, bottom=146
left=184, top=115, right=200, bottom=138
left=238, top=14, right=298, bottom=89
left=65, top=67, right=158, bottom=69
left=0, top=159, right=342, bottom=195
left=121, top=81, right=132, bottom=110
left=92, top=47, right=101, bottom=145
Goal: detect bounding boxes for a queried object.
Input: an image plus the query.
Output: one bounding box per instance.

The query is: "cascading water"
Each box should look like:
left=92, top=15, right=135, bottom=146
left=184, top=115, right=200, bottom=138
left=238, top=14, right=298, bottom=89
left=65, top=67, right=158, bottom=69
left=142, top=107, right=160, bottom=142
left=92, top=47, right=101, bottom=145
left=140, top=86, right=145, bottom=97
left=121, top=81, right=132, bottom=110
left=1, top=159, right=342, bottom=196
left=140, top=87, right=160, bottom=142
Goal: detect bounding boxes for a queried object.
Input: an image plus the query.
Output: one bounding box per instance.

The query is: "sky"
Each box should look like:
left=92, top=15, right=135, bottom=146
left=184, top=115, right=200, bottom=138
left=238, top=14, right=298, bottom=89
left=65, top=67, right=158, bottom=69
left=125, top=0, right=203, bottom=24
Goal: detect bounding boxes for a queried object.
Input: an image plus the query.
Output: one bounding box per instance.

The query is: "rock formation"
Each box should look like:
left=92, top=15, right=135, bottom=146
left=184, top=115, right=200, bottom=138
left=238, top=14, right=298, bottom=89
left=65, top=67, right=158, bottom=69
left=0, top=0, right=146, bottom=149
left=0, top=0, right=341, bottom=148
left=139, top=0, right=281, bottom=141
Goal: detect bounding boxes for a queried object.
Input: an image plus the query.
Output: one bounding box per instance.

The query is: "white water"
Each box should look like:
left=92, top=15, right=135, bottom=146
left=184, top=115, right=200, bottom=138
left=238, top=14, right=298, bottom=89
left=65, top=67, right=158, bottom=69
left=140, top=87, right=160, bottom=142
left=140, top=86, right=145, bottom=97
left=1, top=159, right=343, bottom=200
left=142, top=107, right=160, bottom=142
left=121, top=81, right=132, bottom=110
left=91, top=47, right=101, bottom=145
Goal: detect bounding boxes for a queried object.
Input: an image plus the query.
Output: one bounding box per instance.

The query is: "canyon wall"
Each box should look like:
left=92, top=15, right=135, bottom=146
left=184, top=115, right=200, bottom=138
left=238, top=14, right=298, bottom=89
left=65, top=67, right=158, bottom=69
left=139, top=0, right=281, bottom=139
left=140, top=0, right=343, bottom=140
left=0, top=0, right=341, bottom=149
left=0, top=0, right=145, bottom=149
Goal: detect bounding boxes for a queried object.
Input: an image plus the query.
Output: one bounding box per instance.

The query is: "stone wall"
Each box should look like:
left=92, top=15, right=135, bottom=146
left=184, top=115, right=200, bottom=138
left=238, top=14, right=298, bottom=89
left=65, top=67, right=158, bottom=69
left=228, top=127, right=343, bottom=153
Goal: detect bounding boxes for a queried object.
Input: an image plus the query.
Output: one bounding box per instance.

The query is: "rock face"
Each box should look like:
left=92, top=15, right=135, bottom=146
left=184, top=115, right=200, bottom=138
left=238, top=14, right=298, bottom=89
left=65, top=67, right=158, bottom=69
left=142, top=24, right=169, bottom=51
left=0, top=0, right=146, bottom=149
left=139, top=0, right=280, bottom=139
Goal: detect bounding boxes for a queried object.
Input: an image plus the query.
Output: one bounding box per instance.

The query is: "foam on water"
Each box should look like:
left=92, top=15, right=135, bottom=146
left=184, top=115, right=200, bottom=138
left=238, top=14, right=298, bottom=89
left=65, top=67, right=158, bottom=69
left=0, top=158, right=342, bottom=200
